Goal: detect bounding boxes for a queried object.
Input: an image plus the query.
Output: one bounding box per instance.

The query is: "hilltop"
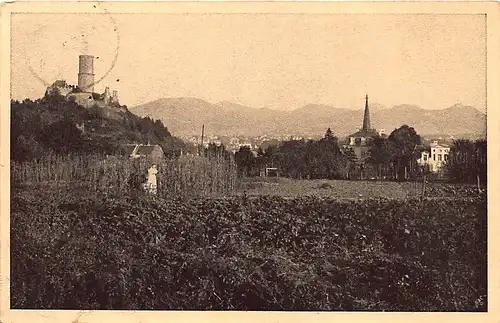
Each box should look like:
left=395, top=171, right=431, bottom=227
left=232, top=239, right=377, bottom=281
left=131, top=98, right=486, bottom=137
left=10, top=93, right=188, bottom=162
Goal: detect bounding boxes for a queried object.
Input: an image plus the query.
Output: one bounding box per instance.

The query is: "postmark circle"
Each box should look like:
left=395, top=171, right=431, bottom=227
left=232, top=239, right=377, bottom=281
left=26, top=3, right=120, bottom=92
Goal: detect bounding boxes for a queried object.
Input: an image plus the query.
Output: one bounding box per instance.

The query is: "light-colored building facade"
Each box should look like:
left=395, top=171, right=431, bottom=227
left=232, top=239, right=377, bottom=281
left=417, top=140, right=450, bottom=172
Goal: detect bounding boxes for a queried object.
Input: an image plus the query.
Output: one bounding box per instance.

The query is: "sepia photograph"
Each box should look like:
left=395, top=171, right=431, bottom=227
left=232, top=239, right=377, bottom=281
left=2, top=1, right=497, bottom=319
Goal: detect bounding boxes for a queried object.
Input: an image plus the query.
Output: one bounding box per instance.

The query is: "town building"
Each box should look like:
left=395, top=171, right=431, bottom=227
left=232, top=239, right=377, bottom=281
left=343, top=95, right=380, bottom=164
left=417, top=140, right=450, bottom=173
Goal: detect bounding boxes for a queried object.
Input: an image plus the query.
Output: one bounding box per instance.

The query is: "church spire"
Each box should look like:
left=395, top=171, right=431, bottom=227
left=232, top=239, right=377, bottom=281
left=362, top=94, right=371, bottom=131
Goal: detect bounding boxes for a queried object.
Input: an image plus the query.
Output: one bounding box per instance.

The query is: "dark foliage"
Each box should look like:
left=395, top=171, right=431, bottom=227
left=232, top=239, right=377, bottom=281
left=365, top=125, right=422, bottom=180
left=387, top=125, right=421, bottom=180
left=10, top=94, right=188, bottom=161
left=203, top=143, right=232, bottom=160
left=444, top=139, right=487, bottom=184
left=11, top=188, right=487, bottom=311
left=243, top=130, right=350, bottom=179
left=367, top=136, right=394, bottom=178
left=235, top=146, right=256, bottom=176
left=245, top=126, right=425, bottom=181
left=39, top=119, right=86, bottom=154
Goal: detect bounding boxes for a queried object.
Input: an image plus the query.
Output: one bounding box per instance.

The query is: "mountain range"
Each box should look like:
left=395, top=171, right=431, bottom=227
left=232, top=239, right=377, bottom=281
left=130, top=97, right=487, bottom=138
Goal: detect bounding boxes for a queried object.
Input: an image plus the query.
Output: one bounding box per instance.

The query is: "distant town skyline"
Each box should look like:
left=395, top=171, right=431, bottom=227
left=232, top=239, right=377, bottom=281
left=11, top=13, right=486, bottom=112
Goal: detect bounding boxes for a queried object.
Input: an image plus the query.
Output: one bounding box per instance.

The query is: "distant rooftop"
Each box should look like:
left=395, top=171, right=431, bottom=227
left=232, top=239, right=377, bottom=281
left=430, top=141, right=451, bottom=148
left=348, top=129, right=379, bottom=138
left=136, top=145, right=161, bottom=156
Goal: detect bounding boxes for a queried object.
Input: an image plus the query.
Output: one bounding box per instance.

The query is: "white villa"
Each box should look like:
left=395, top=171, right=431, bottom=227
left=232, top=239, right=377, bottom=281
left=417, top=140, right=451, bottom=172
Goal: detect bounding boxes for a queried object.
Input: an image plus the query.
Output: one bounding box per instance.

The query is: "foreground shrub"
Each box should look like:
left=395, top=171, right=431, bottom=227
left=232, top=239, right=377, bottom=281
left=11, top=189, right=487, bottom=311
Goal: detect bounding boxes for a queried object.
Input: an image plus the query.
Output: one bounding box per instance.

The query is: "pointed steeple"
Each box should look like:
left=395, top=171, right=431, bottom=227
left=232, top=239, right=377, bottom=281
left=362, top=94, right=371, bottom=131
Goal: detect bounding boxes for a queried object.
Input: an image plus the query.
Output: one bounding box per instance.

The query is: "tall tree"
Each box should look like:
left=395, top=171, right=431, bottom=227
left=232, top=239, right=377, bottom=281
left=340, top=146, right=358, bottom=179
left=234, top=146, right=256, bottom=176
left=274, top=140, right=308, bottom=179
left=367, top=136, right=394, bottom=179
left=388, top=125, right=421, bottom=180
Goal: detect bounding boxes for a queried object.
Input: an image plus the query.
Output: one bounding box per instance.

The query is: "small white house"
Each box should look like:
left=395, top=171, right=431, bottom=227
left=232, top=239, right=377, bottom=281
left=417, top=140, right=450, bottom=172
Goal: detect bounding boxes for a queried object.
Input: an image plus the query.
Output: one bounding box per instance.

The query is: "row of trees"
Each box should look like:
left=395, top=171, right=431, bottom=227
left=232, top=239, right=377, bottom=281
left=232, top=125, right=422, bottom=180
left=261, top=134, right=350, bottom=179
left=367, top=125, right=422, bottom=180
left=443, top=139, right=487, bottom=184
left=232, top=125, right=486, bottom=183
left=11, top=94, right=486, bottom=184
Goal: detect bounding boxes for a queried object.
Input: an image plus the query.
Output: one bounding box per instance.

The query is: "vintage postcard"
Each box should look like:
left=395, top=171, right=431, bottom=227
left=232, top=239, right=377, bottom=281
left=1, top=1, right=499, bottom=323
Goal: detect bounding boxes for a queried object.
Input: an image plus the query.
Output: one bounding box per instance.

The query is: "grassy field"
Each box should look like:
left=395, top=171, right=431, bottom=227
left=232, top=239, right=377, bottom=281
left=11, top=154, right=483, bottom=200
left=239, top=177, right=484, bottom=199
left=10, top=180, right=487, bottom=311
left=9, top=155, right=487, bottom=311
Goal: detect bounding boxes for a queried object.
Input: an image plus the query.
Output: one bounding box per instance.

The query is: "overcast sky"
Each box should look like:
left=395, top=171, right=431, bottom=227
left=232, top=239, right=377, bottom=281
left=11, top=13, right=486, bottom=111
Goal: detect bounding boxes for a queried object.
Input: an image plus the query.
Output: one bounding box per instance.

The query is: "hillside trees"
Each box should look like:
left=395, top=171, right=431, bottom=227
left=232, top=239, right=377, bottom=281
left=39, top=119, right=86, bottom=154
left=11, top=98, right=93, bottom=160
left=10, top=96, right=184, bottom=162
left=11, top=135, right=44, bottom=162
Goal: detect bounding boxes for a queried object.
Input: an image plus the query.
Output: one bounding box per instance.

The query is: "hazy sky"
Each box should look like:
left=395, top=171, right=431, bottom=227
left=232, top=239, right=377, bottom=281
left=11, top=13, right=486, bottom=111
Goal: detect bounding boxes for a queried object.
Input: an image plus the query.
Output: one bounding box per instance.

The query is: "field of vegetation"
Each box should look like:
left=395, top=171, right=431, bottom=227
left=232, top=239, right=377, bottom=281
left=10, top=85, right=488, bottom=312
left=11, top=154, right=485, bottom=200
left=10, top=155, right=487, bottom=311
left=239, top=177, right=484, bottom=199
left=11, top=154, right=238, bottom=198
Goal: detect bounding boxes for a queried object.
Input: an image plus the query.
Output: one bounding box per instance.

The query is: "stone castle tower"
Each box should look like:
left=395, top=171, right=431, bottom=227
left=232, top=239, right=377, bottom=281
left=78, top=55, right=95, bottom=93
left=47, top=54, right=121, bottom=110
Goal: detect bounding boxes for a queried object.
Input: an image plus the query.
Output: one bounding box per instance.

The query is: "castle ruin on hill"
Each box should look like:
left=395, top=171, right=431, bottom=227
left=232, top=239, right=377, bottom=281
left=45, top=55, right=121, bottom=110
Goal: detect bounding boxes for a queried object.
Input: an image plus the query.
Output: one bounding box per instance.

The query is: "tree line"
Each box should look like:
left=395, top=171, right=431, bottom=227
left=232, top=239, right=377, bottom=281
left=443, top=139, right=486, bottom=184
left=232, top=125, right=486, bottom=184
left=11, top=94, right=486, bottom=184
